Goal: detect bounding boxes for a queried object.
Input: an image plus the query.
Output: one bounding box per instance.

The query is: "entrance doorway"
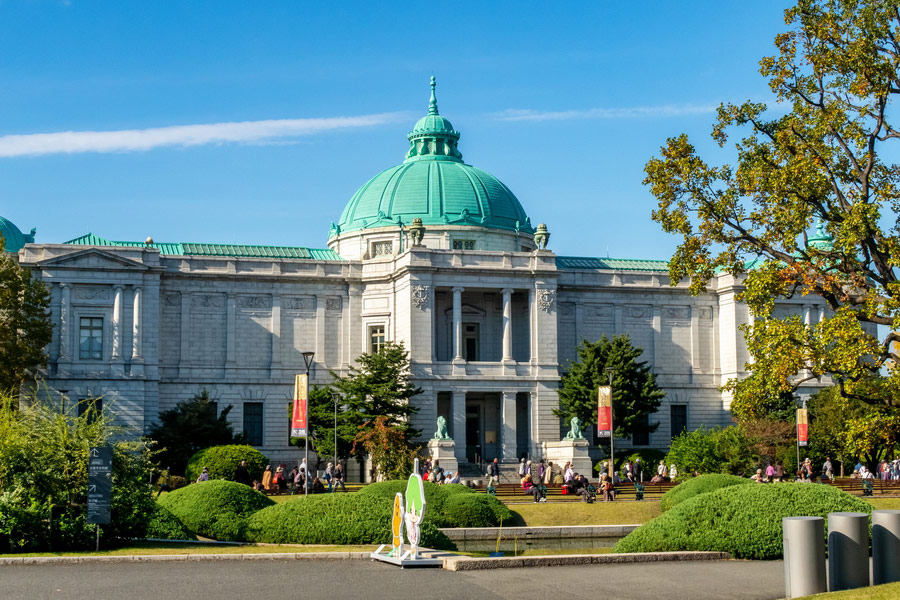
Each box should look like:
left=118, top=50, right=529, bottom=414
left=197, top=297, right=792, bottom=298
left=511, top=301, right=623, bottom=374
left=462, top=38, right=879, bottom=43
left=463, top=323, right=480, bottom=361
left=465, top=403, right=481, bottom=463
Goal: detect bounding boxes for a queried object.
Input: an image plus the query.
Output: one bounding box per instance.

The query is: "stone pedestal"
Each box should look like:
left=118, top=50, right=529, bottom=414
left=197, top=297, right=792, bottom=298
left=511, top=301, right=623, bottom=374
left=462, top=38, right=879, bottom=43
left=543, top=439, right=593, bottom=480
left=427, top=439, right=459, bottom=475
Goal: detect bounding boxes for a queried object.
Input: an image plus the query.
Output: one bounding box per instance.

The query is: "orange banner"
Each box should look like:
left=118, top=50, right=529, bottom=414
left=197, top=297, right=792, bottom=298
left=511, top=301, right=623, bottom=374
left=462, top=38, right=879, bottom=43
left=291, top=374, right=308, bottom=437
left=797, top=407, right=808, bottom=447
left=597, top=386, right=612, bottom=438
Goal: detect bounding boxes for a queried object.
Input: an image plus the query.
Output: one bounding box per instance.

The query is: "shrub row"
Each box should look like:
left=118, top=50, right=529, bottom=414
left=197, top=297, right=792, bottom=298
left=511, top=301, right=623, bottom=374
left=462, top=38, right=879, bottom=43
left=158, top=480, right=273, bottom=541
left=659, top=473, right=752, bottom=511
left=614, top=483, right=873, bottom=559
left=185, top=445, right=268, bottom=483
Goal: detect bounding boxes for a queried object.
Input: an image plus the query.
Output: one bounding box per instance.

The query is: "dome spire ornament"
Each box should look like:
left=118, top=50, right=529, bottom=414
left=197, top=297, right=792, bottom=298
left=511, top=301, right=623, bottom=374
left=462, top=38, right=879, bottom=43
left=428, top=75, right=439, bottom=115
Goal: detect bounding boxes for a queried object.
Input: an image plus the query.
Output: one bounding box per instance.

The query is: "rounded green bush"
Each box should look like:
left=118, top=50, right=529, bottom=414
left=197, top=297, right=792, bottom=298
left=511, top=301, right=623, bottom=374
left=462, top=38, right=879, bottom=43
left=614, top=483, right=873, bottom=559
left=158, top=479, right=274, bottom=541
left=357, top=480, right=450, bottom=524
left=659, top=474, right=753, bottom=511
left=185, top=445, right=268, bottom=483
left=245, top=493, right=455, bottom=550
left=146, top=504, right=196, bottom=541
left=439, top=483, right=476, bottom=496
left=441, top=494, right=500, bottom=528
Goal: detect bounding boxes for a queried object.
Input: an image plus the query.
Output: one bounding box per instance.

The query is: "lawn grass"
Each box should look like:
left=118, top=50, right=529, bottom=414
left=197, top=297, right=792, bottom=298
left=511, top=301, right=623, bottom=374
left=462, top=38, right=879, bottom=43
left=506, top=501, right=660, bottom=527
left=867, top=497, right=900, bottom=510
left=0, top=541, right=377, bottom=559
left=798, top=582, right=900, bottom=599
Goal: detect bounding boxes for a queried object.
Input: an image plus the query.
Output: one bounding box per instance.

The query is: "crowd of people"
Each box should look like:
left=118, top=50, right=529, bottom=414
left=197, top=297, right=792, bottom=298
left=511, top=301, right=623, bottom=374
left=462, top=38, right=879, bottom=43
left=419, top=458, right=461, bottom=484
left=192, top=458, right=348, bottom=494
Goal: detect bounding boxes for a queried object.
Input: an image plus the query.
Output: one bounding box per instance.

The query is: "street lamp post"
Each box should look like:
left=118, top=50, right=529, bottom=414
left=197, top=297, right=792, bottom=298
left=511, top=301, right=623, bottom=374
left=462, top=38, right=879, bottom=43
left=301, top=351, right=315, bottom=497
left=332, top=391, right=340, bottom=469
left=606, top=366, right=615, bottom=480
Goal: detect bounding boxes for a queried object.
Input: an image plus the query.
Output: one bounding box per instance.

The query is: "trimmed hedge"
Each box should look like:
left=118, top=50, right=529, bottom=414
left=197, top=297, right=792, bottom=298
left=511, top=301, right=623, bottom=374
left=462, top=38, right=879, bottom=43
left=441, top=494, right=511, bottom=528
left=185, top=445, right=268, bottom=483
left=659, top=474, right=752, bottom=511
left=439, top=483, right=476, bottom=497
left=614, top=483, right=873, bottom=559
left=146, top=504, right=196, bottom=541
left=245, top=493, right=455, bottom=550
left=357, top=480, right=451, bottom=525
left=158, top=480, right=274, bottom=541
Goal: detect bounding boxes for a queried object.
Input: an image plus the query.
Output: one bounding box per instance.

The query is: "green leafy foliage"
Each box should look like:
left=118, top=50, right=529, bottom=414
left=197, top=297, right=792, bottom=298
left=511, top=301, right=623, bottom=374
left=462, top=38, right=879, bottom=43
left=659, top=474, right=753, bottom=511
left=184, top=444, right=268, bottom=483
left=0, top=238, right=52, bottom=395
left=440, top=494, right=511, bottom=528
left=614, top=483, right=872, bottom=559
left=357, top=479, right=450, bottom=524
left=146, top=504, right=196, bottom=541
left=245, top=493, right=455, bottom=550
left=352, top=416, right=418, bottom=481
left=0, top=392, right=156, bottom=552
left=665, top=426, right=757, bottom=477
left=157, top=480, right=273, bottom=541
left=146, top=390, right=247, bottom=476
left=645, top=0, right=900, bottom=410
left=555, top=335, right=664, bottom=439
left=356, top=480, right=509, bottom=527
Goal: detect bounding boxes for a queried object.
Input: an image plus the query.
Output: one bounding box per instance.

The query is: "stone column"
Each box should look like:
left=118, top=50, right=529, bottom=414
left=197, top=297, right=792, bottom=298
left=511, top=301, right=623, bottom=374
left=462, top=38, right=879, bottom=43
left=58, top=283, right=71, bottom=361
left=270, top=295, right=282, bottom=373
left=225, top=293, right=237, bottom=369
left=130, top=286, right=144, bottom=376
left=111, top=285, right=125, bottom=375
left=501, top=288, right=514, bottom=363
left=803, top=304, right=812, bottom=327
left=528, top=287, right=537, bottom=366
left=452, top=287, right=464, bottom=361
left=451, top=390, right=467, bottom=464
left=818, top=304, right=825, bottom=324
left=501, top=391, right=517, bottom=462
left=315, top=294, right=326, bottom=373
left=179, top=293, right=191, bottom=376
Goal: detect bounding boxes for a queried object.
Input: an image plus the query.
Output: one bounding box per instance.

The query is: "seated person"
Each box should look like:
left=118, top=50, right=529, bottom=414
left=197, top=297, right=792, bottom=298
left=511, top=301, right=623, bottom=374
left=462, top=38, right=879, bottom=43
left=578, top=474, right=596, bottom=503
left=521, top=474, right=544, bottom=503
left=312, top=477, right=326, bottom=494
left=750, top=468, right=767, bottom=483
left=600, top=474, right=615, bottom=502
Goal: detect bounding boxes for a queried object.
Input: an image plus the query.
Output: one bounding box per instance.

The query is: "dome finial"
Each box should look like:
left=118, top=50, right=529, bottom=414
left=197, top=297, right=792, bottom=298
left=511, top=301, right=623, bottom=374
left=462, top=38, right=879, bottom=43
left=428, top=75, right=439, bottom=115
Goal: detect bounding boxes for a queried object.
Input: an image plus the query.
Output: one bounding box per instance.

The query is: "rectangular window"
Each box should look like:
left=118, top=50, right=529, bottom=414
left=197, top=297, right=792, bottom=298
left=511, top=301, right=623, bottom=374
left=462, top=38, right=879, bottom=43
left=244, top=402, right=264, bottom=446
left=78, top=397, right=102, bottom=424
left=208, top=401, right=218, bottom=419
left=670, top=404, right=688, bottom=440
left=79, top=317, right=103, bottom=360
left=452, top=239, right=476, bottom=250
left=372, top=241, right=393, bottom=257
left=369, top=325, right=386, bottom=354
left=632, top=414, right=650, bottom=446
left=463, top=323, right=479, bottom=361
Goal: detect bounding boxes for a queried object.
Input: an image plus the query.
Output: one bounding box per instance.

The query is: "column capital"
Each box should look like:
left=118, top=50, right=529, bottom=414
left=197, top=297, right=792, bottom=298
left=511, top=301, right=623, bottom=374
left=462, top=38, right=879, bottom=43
left=451, top=286, right=465, bottom=294
left=59, top=282, right=70, bottom=289
left=113, top=284, right=125, bottom=292
left=500, top=288, right=514, bottom=296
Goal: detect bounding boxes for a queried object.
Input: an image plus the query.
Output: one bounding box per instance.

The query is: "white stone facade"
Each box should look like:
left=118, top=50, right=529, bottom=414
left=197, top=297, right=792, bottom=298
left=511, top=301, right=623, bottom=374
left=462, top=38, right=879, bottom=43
left=18, top=235, right=837, bottom=475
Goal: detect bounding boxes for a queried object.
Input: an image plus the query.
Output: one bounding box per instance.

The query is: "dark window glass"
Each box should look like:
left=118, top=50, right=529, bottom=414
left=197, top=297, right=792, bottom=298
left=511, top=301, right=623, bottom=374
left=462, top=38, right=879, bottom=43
left=79, top=317, right=103, bottom=360
left=244, top=402, right=264, bottom=446
left=369, top=325, right=385, bottom=354
left=78, top=397, right=102, bottom=424
left=670, top=404, right=688, bottom=439
left=632, top=413, right=650, bottom=446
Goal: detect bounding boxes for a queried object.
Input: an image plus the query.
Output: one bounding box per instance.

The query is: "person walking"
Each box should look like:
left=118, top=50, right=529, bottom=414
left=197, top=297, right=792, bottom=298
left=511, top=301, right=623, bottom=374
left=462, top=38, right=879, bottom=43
left=765, top=462, right=775, bottom=482
left=324, top=462, right=334, bottom=492
left=261, top=465, right=273, bottom=490
left=333, top=462, right=346, bottom=492
left=488, top=458, right=501, bottom=484
left=564, top=461, right=574, bottom=483
left=822, top=457, right=833, bottom=480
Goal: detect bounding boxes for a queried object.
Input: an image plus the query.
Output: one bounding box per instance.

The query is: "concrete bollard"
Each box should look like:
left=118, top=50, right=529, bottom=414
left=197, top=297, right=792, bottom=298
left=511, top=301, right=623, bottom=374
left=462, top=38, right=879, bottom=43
left=828, top=512, right=870, bottom=591
left=783, top=516, right=827, bottom=598
left=873, top=510, right=900, bottom=585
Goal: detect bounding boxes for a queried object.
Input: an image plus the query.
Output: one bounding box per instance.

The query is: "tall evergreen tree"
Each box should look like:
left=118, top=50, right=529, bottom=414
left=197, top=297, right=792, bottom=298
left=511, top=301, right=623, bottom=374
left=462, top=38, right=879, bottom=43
left=555, top=335, right=664, bottom=439
left=0, top=236, right=52, bottom=394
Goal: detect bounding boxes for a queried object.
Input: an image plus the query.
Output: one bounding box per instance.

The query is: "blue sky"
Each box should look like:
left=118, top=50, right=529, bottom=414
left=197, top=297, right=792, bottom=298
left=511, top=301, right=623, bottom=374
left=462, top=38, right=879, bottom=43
left=0, top=1, right=791, bottom=259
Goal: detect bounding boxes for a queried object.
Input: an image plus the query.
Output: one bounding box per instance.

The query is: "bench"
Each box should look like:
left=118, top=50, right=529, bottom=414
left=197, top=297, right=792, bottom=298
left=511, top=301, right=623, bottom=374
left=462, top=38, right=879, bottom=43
left=824, top=477, right=900, bottom=496
left=483, top=481, right=678, bottom=502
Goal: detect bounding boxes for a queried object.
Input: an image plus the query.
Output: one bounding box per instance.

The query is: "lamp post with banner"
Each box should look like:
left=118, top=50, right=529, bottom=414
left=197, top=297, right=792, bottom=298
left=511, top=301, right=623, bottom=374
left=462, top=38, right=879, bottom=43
left=332, top=390, right=341, bottom=467
left=598, top=367, right=615, bottom=480
left=293, top=351, right=315, bottom=496
left=797, top=395, right=809, bottom=476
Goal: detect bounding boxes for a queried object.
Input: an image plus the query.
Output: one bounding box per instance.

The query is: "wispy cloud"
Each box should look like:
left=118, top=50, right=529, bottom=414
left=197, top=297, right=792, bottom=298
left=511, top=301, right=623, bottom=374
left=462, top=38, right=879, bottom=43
left=492, top=104, right=717, bottom=122
left=0, top=112, right=408, bottom=158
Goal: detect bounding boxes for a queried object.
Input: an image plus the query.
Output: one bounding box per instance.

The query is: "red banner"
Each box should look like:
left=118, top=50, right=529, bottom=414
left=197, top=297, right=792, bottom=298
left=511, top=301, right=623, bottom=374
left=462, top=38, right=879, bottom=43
left=597, top=386, right=612, bottom=438
left=291, top=374, right=308, bottom=437
left=797, top=407, right=808, bottom=447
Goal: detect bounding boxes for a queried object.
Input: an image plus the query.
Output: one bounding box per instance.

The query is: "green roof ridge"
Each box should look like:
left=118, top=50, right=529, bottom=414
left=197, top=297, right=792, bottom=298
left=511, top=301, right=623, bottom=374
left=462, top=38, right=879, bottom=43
left=63, top=233, right=344, bottom=261
left=556, top=255, right=669, bottom=272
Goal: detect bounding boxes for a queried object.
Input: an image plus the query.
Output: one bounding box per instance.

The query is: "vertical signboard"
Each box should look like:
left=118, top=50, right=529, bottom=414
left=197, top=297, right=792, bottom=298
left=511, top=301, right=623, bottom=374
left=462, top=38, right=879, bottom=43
left=87, top=446, right=112, bottom=525
left=597, top=386, right=612, bottom=438
left=291, top=373, right=308, bottom=437
left=797, top=407, right=809, bottom=447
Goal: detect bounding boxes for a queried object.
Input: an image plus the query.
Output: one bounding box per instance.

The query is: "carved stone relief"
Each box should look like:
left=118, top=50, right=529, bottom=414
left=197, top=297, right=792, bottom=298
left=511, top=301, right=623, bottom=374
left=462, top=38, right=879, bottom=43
left=163, top=293, right=181, bottom=307
left=624, top=305, right=650, bottom=320
left=191, top=294, right=225, bottom=308
left=326, top=297, right=342, bottom=311
left=411, top=285, right=430, bottom=310
left=238, top=295, right=271, bottom=309
left=662, top=306, right=690, bottom=321
left=699, top=307, right=713, bottom=320
left=75, top=286, right=111, bottom=301
left=585, top=304, right=614, bottom=320
left=284, top=297, right=315, bottom=311
left=537, top=289, right=556, bottom=313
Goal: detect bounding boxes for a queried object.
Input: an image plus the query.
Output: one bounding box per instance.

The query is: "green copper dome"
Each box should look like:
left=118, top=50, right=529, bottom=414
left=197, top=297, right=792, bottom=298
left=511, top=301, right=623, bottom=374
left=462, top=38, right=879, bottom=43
left=331, top=77, right=533, bottom=237
left=0, top=216, right=35, bottom=252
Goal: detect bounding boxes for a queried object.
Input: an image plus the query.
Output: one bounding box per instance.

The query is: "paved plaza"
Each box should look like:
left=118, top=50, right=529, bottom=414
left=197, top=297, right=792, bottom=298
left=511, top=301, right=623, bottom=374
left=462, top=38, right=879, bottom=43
left=2, top=557, right=786, bottom=600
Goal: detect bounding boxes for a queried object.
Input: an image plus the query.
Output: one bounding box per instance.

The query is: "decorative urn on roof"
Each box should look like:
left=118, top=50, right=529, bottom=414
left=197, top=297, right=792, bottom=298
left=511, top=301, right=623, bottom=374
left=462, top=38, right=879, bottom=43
left=534, top=223, right=550, bottom=250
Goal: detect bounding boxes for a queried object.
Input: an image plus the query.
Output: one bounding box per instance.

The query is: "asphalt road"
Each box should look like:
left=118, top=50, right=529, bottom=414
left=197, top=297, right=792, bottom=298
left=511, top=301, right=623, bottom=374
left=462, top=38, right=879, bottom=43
left=1, top=558, right=786, bottom=600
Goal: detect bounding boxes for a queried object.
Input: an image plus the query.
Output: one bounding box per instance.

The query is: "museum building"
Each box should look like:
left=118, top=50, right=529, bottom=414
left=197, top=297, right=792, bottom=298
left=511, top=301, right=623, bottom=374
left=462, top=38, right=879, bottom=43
left=3, top=79, right=833, bottom=475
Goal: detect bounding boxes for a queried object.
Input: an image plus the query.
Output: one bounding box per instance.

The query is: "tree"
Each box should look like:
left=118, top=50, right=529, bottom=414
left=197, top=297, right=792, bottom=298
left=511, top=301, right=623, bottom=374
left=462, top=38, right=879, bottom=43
left=555, top=335, right=664, bottom=440
left=330, top=341, right=422, bottom=443
left=352, top=415, right=417, bottom=481
left=0, top=235, right=52, bottom=395
left=146, top=390, right=246, bottom=476
left=644, top=0, right=900, bottom=409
